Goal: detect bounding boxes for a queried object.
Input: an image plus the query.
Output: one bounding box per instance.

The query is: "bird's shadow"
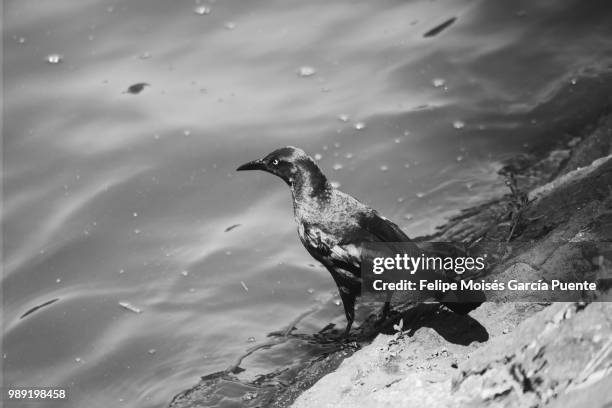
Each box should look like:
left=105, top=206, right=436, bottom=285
left=374, top=303, right=489, bottom=345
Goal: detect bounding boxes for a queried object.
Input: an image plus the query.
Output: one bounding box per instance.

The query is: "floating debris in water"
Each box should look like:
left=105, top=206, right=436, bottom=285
left=330, top=181, right=341, bottom=188
left=46, top=54, right=63, bottom=64
left=224, top=223, right=241, bottom=232
left=20, top=298, right=60, bottom=319
left=224, top=21, right=236, bottom=30
left=332, top=163, right=343, bottom=171
left=148, top=349, right=157, bottom=355
left=297, top=66, right=316, bottom=77
left=124, top=82, right=150, bottom=94
left=354, top=122, right=365, bottom=130
left=380, top=165, right=389, bottom=172
left=193, top=5, right=211, bottom=15
left=240, top=281, right=249, bottom=292
left=314, top=153, right=323, bottom=160
left=423, top=17, right=457, bottom=37
left=452, top=120, right=465, bottom=129
left=432, top=78, right=446, bottom=88
left=181, top=270, right=189, bottom=277
left=337, top=114, right=349, bottom=122
left=119, top=301, right=142, bottom=313
left=247, top=336, right=256, bottom=343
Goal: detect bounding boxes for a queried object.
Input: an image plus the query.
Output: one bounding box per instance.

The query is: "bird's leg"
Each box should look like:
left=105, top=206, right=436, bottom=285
left=343, top=318, right=353, bottom=338
left=380, top=291, right=393, bottom=317
left=339, top=291, right=356, bottom=339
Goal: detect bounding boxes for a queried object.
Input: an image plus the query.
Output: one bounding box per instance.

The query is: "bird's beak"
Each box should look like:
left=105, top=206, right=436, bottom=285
left=236, top=159, right=266, bottom=171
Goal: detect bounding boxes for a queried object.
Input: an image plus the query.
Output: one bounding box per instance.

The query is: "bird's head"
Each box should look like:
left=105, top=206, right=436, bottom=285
left=237, top=146, right=329, bottom=197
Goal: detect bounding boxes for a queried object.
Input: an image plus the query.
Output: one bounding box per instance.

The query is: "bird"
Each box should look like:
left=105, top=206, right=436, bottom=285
left=237, top=146, right=482, bottom=337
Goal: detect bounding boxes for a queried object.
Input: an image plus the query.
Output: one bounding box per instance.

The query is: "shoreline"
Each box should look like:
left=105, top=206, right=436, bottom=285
left=169, top=110, right=612, bottom=408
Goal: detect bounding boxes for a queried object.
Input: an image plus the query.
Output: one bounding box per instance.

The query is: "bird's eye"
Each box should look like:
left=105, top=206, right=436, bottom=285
left=272, top=159, right=279, bottom=166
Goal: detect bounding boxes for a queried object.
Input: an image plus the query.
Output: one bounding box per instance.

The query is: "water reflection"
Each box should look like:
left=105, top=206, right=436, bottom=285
left=3, top=0, right=612, bottom=407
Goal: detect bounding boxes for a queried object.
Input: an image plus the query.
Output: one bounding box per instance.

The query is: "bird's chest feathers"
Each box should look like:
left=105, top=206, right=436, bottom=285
left=296, top=220, right=362, bottom=270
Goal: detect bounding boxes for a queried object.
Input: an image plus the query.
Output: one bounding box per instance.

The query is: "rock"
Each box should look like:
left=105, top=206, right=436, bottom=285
left=168, top=112, right=612, bottom=408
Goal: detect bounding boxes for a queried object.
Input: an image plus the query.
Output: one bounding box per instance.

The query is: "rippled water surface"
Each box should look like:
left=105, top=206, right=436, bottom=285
left=3, top=0, right=612, bottom=407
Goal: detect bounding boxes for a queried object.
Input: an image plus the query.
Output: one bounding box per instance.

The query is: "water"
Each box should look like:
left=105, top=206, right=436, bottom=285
left=3, top=0, right=612, bottom=407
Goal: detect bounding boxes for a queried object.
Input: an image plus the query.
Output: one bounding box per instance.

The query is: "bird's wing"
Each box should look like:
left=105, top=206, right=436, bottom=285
left=350, top=211, right=424, bottom=263
left=356, top=211, right=411, bottom=242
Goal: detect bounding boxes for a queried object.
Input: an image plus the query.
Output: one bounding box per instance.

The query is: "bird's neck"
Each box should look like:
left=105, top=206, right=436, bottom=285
left=290, top=162, right=331, bottom=209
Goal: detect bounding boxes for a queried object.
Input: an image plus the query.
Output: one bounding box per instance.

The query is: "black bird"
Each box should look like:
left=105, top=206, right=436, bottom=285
left=237, top=146, right=480, bottom=336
